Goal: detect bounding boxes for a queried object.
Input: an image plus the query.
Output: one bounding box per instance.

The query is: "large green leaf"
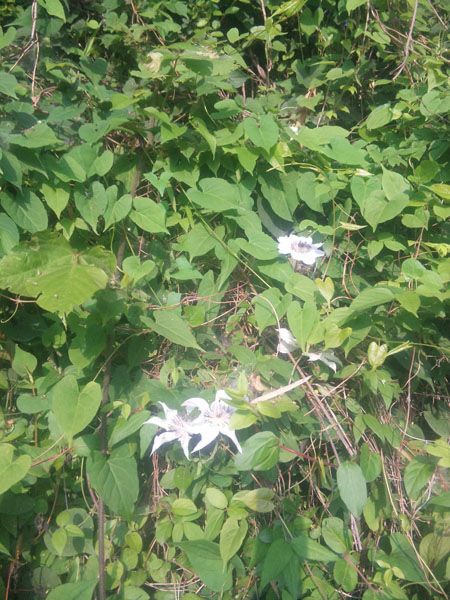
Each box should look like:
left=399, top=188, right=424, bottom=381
left=234, top=432, right=279, bottom=471
left=0, top=233, right=112, bottom=313
left=187, top=178, right=252, bottom=212
left=178, top=540, right=233, bottom=592
left=404, top=456, right=436, bottom=500
left=149, top=310, right=202, bottom=350
left=0, top=444, right=32, bottom=495
left=0, top=190, right=48, bottom=233
left=46, top=581, right=97, bottom=600
left=50, top=376, right=101, bottom=444
left=287, top=300, right=318, bottom=351
left=87, top=450, right=139, bottom=518
left=292, top=536, right=338, bottom=562
left=260, top=538, right=294, bottom=590
left=244, top=115, right=279, bottom=153
left=349, top=287, right=395, bottom=313
left=336, top=462, right=367, bottom=517
left=220, top=518, right=248, bottom=564
left=129, top=197, right=167, bottom=233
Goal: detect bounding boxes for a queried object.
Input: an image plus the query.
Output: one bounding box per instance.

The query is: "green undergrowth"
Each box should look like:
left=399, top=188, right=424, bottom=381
left=0, top=0, right=449, bottom=599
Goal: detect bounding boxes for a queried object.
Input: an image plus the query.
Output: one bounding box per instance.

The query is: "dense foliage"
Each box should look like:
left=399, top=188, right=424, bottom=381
left=0, top=0, right=449, bottom=598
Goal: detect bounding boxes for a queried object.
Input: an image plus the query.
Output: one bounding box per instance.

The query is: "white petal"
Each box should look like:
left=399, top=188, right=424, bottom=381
left=277, top=328, right=298, bottom=353
left=215, top=389, right=232, bottom=403
left=145, top=416, right=169, bottom=429
left=151, top=431, right=179, bottom=454
left=191, top=427, right=220, bottom=453
left=298, top=236, right=313, bottom=245
left=159, top=402, right=178, bottom=421
left=182, top=397, right=210, bottom=414
left=292, top=248, right=324, bottom=265
left=179, top=433, right=192, bottom=459
left=277, top=235, right=294, bottom=254
left=220, top=427, right=242, bottom=453
left=306, top=352, right=321, bottom=362
left=313, top=242, right=323, bottom=249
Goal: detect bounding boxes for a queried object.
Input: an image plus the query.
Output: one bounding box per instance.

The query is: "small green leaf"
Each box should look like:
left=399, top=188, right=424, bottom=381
left=129, top=197, right=167, bottom=233
left=38, top=0, right=66, bottom=20
left=150, top=310, right=202, bottom=350
left=205, top=488, right=228, bottom=509
left=87, top=450, right=138, bottom=518
left=0, top=444, right=32, bottom=495
left=292, top=536, right=338, bottom=562
left=220, top=518, right=247, bottom=564
left=260, top=538, right=294, bottom=590
left=244, top=115, right=278, bottom=153
left=404, top=456, right=436, bottom=500
left=46, top=581, right=97, bottom=600
left=333, top=557, right=358, bottom=592
left=234, top=432, right=279, bottom=471
left=337, top=462, right=367, bottom=517
left=12, top=346, right=37, bottom=377
left=232, top=488, right=275, bottom=512
left=172, top=498, right=198, bottom=516
left=51, top=377, right=101, bottom=443
left=178, top=540, right=232, bottom=592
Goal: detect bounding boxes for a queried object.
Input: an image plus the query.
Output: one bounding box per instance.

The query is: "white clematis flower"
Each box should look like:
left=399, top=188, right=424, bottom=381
left=306, top=352, right=337, bottom=373
left=144, top=402, right=193, bottom=459
left=277, top=327, right=299, bottom=354
left=183, top=390, right=242, bottom=454
left=277, top=234, right=325, bottom=266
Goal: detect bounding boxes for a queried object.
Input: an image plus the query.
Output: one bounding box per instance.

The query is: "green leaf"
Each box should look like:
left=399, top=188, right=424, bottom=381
left=349, top=287, right=394, bottom=313
left=0, top=213, right=19, bottom=255
left=244, top=115, right=279, bottom=153
left=336, top=462, right=367, bottom=517
left=0, top=72, right=18, bottom=99
left=0, top=444, right=32, bottom=495
left=0, top=150, right=23, bottom=187
left=360, top=443, right=382, bottom=482
left=87, top=451, right=138, bottom=518
left=150, top=310, right=202, bottom=350
left=172, top=498, right=198, bottom=516
left=38, top=0, right=66, bottom=20
left=252, top=288, right=290, bottom=332
left=292, top=536, right=338, bottom=562
left=12, top=346, right=37, bottom=377
left=109, top=412, right=150, bottom=448
left=287, top=300, right=318, bottom=352
left=46, top=581, right=97, bottom=600
left=285, top=273, right=318, bottom=303
left=0, top=233, right=112, bottom=313
left=322, top=517, right=351, bottom=554
left=50, top=377, right=101, bottom=444
left=236, top=232, right=278, bottom=260
left=333, top=557, right=358, bottom=592
left=10, top=122, right=60, bottom=148
left=178, top=540, right=232, bottom=592
left=232, top=488, right=275, bottom=512
left=234, top=432, right=279, bottom=471
left=260, top=538, right=294, bottom=590
left=0, top=190, right=48, bottom=233
left=41, top=184, right=70, bottom=218
left=178, top=223, right=217, bottom=260
left=220, top=518, right=248, bottom=564
left=404, top=456, right=436, bottom=500
left=205, top=488, right=228, bottom=509
left=129, top=197, right=167, bottom=233
left=346, top=0, right=367, bottom=11
left=365, top=104, right=392, bottom=130
left=187, top=178, right=252, bottom=212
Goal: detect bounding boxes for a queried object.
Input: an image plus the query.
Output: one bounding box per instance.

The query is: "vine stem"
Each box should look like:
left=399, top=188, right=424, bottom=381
left=96, top=156, right=143, bottom=600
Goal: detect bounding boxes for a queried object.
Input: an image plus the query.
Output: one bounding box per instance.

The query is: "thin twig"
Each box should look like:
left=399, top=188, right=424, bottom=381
left=249, top=376, right=311, bottom=404
left=392, top=0, right=419, bottom=80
